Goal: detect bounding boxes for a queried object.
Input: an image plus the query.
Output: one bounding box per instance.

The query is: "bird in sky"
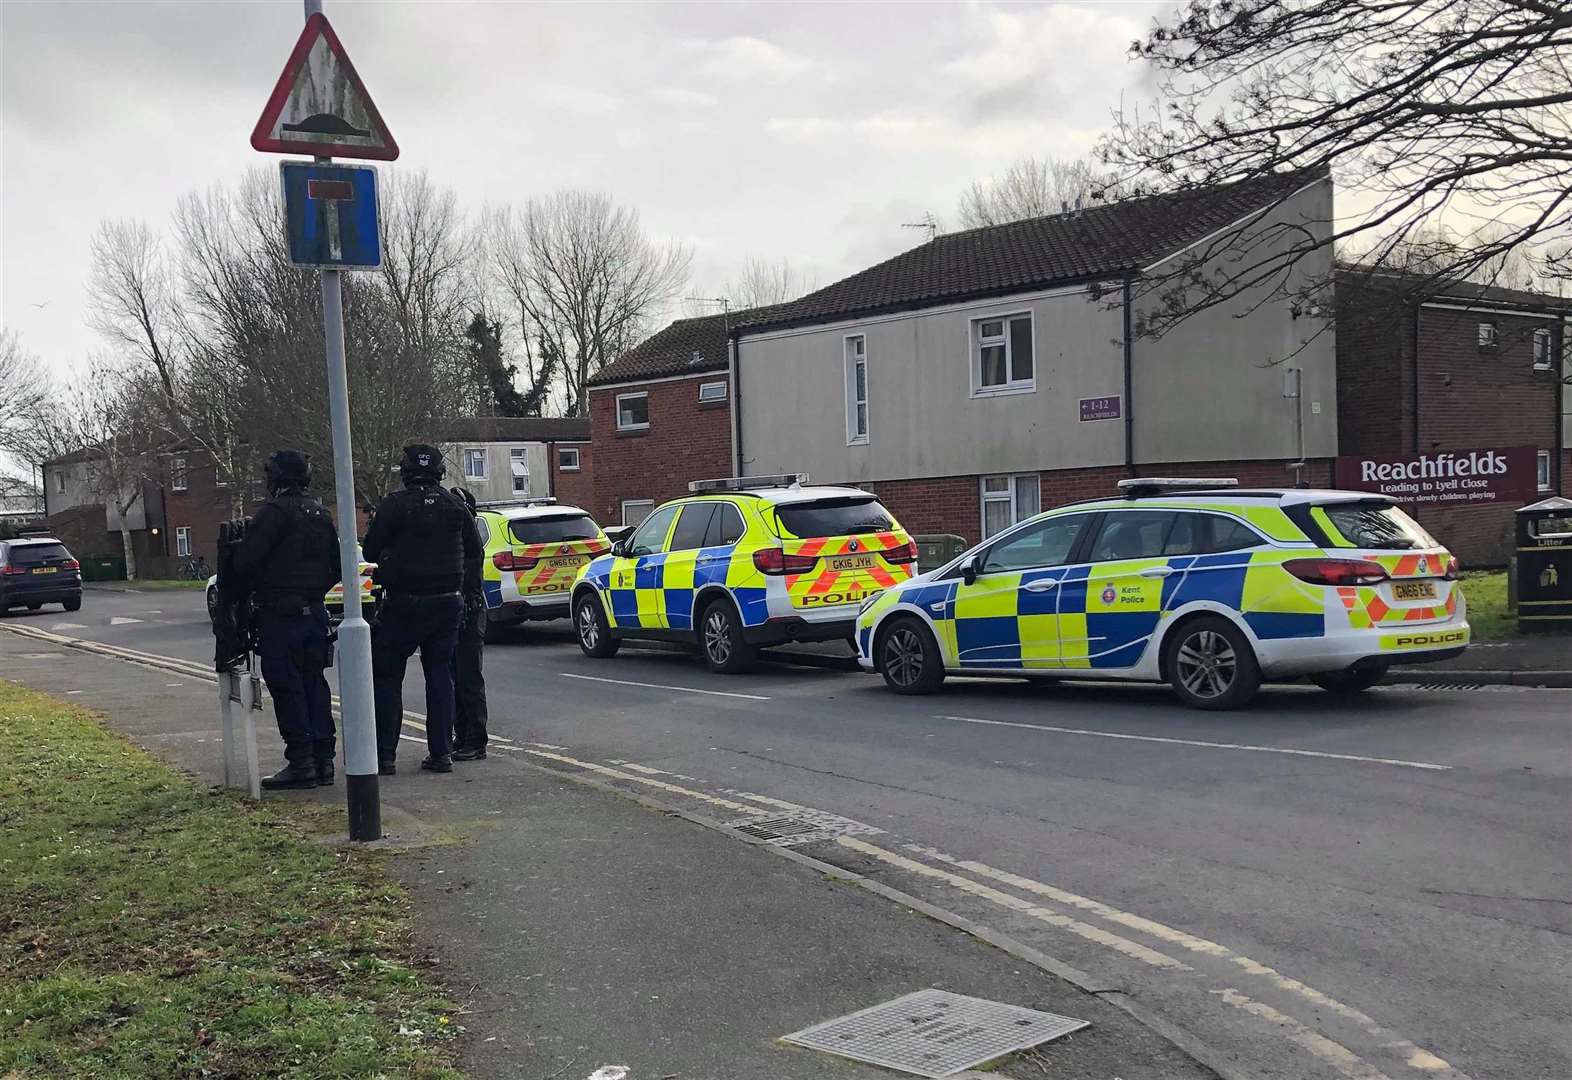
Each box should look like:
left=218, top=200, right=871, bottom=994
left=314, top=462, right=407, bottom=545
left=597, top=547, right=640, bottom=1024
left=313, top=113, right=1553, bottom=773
left=30, top=301, right=51, bottom=310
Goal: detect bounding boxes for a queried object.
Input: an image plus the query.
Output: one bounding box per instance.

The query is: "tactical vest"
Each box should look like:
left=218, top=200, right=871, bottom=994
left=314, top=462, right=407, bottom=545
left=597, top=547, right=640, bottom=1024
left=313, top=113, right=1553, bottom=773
left=376, top=483, right=467, bottom=595
left=255, top=492, right=339, bottom=600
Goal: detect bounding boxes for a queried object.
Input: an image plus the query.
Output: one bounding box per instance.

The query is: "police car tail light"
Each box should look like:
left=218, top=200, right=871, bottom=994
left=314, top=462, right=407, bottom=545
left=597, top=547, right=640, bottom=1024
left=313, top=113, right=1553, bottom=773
left=493, top=550, right=539, bottom=572
left=1443, top=556, right=1461, bottom=580
left=753, top=548, right=819, bottom=575
left=884, top=540, right=919, bottom=565
left=1283, top=558, right=1389, bottom=586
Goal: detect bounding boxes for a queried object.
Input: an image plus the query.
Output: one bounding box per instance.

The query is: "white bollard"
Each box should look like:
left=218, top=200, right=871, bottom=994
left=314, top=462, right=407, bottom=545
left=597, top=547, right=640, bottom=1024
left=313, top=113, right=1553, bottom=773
left=219, top=655, right=263, bottom=799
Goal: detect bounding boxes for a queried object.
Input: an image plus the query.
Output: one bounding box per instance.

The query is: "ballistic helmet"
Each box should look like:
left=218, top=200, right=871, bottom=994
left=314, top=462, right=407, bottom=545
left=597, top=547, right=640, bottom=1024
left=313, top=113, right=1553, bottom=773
left=399, top=444, right=446, bottom=484
left=264, top=450, right=312, bottom=494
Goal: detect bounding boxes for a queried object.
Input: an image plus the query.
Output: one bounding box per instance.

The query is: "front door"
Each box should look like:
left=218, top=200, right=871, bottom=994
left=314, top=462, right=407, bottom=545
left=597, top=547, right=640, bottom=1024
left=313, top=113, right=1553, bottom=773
left=609, top=503, right=678, bottom=630
left=951, top=513, right=1091, bottom=669
left=660, top=502, right=718, bottom=631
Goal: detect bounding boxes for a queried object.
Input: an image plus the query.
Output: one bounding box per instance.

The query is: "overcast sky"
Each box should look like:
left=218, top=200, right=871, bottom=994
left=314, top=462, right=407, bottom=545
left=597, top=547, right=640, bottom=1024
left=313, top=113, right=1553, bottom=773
left=2, top=0, right=1165, bottom=379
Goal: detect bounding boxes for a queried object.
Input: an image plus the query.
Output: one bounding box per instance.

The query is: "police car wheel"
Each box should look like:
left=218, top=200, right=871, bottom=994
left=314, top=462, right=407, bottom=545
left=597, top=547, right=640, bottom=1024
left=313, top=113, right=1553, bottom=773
left=1164, top=616, right=1260, bottom=710
left=1309, top=664, right=1387, bottom=694
left=574, top=594, right=620, bottom=658
left=877, top=618, right=945, bottom=695
left=206, top=587, right=219, bottom=624
left=699, top=600, right=756, bottom=674
left=63, top=597, right=81, bottom=613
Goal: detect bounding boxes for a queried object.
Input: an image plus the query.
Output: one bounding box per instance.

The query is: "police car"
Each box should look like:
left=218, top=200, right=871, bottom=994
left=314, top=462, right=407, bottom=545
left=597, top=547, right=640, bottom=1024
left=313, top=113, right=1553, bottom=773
left=856, top=479, right=1469, bottom=709
left=205, top=546, right=375, bottom=625
left=476, top=498, right=610, bottom=640
left=572, top=474, right=918, bottom=673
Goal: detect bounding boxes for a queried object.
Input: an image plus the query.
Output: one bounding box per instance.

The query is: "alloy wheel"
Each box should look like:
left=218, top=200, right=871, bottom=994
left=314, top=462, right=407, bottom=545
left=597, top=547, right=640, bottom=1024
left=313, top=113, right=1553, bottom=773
left=704, top=609, right=732, bottom=665
left=578, top=604, right=598, bottom=649
left=1175, top=629, right=1237, bottom=700
left=885, top=627, right=925, bottom=687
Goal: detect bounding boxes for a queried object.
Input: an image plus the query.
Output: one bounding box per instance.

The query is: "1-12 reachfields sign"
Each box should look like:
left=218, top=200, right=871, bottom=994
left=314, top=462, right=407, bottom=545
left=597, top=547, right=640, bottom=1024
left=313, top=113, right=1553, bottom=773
left=1333, top=446, right=1538, bottom=506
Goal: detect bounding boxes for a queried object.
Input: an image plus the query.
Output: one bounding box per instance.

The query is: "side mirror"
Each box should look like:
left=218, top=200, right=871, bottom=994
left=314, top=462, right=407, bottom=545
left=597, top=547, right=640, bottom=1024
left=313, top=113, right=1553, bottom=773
left=604, top=524, right=633, bottom=544
left=961, top=554, right=980, bottom=586
left=611, top=540, right=628, bottom=558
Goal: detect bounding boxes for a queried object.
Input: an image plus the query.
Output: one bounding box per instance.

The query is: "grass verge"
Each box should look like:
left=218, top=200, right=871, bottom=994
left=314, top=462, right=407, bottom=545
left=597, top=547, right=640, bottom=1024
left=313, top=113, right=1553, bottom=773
left=93, top=579, right=209, bottom=591
left=1458, top=570, right=1510, bottom=640
left=0, top=681, right=463, bottom=1080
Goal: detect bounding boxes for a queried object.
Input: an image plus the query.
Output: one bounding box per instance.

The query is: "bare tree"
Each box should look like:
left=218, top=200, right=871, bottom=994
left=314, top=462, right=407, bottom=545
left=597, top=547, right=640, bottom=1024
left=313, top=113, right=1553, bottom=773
left=1100, top=0, right=1572, bottom=326
left=492, top=191, right=691, bottom=416
left=723, top=257, right=817, bottom=308
left=0, top=329, right=47, bottom=458
left=87, top=220, right=181, bottom=412
left=956, top=156, right=1122, bottom=229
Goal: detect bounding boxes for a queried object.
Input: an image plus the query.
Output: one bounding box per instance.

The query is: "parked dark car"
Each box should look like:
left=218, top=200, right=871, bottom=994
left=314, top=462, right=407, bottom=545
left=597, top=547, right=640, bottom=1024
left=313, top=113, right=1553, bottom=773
left=0, top=538, right=83, bottom=613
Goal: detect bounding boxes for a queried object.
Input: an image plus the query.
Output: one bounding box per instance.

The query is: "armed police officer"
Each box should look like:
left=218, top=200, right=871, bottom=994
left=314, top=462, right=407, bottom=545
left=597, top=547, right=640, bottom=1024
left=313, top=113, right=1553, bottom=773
left=233, top=450, right=342, bottom=790
left=364, top=445, right=481, bottom=775
left=449, top=486, right=489, bottom=761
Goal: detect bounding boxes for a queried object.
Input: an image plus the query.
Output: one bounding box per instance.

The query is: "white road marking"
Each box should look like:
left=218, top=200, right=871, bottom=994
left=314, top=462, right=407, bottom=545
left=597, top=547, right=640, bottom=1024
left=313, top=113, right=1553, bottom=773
left=609, top=761, right=672, bottom=775
left=1212, top=988, right=1391, bottom=1080
left=108, top=617, right=143, bottom=626
left=560, top=671, right=770, bottom=701
left=936, top=714, right=1452, bottom=771
left=729, top=790, right=821, bottom=812
left=836, top=837, right=1189, bottom=971
left=50, top=623, right=86, bottom=630
left=904, top=846, right=1466, bottom=1078
left=522, top=746, right=768, bottom=815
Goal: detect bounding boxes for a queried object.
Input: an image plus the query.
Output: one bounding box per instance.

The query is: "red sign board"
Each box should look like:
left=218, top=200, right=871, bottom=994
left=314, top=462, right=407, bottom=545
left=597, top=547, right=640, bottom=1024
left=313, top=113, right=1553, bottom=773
left=251, top=13, right=398, bottom=161
left=1333, top=446, right=1538, bottom=506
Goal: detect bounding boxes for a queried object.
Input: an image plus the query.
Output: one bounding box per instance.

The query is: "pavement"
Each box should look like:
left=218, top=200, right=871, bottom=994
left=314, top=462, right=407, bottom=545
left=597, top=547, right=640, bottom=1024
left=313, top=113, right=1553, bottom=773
left=4, top=587, right=1570, bottom=1080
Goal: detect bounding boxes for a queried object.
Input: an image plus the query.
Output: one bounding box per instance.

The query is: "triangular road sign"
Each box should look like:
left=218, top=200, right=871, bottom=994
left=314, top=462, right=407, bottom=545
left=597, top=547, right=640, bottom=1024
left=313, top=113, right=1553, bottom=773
left=251, top=13, right=398, bottom=161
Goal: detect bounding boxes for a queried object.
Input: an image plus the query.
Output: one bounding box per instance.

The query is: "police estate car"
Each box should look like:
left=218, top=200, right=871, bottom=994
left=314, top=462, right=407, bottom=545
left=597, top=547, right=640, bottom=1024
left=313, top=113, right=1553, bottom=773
left=205, top=545, right=374, bottom=625
left=856, top=479, right=1469, bottom=709
left=572, top=475, right=918, bottom=673
left=476, top=499, right=610, bottom=640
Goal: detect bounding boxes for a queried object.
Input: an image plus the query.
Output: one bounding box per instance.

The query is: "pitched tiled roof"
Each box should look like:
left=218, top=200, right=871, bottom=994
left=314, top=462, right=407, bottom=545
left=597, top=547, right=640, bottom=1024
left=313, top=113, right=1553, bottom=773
left=432, top=416, right=590, bottom=443
left=739, top=170, right=1327, bottom=333
left=588, top=304, right=787, bottom=387
left=1336, top=264, right=1571, bottom=313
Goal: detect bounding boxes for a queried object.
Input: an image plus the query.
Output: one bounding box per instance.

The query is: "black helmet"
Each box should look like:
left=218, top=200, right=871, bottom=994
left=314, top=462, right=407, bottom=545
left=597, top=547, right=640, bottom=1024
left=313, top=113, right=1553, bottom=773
left=399, top=444, right=445, bottom=484
left=264, top=450, right=311, bottom=494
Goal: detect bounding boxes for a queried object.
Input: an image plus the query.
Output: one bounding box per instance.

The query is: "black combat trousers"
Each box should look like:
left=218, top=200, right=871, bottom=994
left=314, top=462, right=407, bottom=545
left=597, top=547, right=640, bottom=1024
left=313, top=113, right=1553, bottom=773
left=257, top=599, right=334, bottom=769
left=372, top=591, right=463, bottom=764
left=452, top=599, right=488, bottom=751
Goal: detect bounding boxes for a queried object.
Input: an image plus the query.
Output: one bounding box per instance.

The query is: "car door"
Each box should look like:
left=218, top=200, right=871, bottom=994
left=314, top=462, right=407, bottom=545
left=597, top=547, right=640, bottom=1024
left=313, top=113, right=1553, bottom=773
left=952, top=513, right=1092, bottom=669
left=660, top=502, right=718, bottom=631
left=609, top=503, right=679, bottom=630
left=1069, top=510, right=1180, bottom=669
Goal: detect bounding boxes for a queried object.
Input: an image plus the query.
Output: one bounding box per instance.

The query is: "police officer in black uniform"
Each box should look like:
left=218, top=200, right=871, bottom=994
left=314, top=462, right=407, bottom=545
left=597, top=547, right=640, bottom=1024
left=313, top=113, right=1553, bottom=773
left=363, top=445, right=480, bottom=775
left=449, top=486, right=489, bottom=761
left=234, top=450, right=342, bottom=790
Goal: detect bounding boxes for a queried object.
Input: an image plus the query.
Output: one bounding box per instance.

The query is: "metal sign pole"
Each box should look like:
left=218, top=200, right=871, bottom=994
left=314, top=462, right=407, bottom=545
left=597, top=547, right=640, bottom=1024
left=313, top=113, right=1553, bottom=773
left=306, top=0, right=379, bottom=841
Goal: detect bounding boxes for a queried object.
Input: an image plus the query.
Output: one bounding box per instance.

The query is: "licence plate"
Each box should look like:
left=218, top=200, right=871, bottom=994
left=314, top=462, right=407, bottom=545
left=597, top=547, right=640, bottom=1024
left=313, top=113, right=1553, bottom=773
left=31, top=567, right=58, bottom=574
left=1393, top=581, right=1437, bottom=601
left=547, top=555, right=585, bottom=569
left=828, top=554, right=876, bottom=571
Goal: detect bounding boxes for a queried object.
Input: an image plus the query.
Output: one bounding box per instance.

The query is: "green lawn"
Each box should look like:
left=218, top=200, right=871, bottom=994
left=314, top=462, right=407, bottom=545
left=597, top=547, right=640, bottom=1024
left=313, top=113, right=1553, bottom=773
left=1459, top=570, right=1511, bottom=640
left=0, top=681, right=463, bottom=1080
left=105, top=579, right=210, bottom=590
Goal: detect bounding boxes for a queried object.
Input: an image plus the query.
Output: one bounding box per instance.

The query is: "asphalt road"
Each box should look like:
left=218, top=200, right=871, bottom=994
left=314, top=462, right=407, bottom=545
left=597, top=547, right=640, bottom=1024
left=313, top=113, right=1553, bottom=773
left=8, top=585, right=1569, bottom=1080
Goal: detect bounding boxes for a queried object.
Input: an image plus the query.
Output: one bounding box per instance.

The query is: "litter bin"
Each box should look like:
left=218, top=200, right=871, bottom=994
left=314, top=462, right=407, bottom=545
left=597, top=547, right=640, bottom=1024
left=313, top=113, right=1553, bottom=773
left=914, top=533, right=968, bottom=574
left=1515, top=496, right=1572, bottom=633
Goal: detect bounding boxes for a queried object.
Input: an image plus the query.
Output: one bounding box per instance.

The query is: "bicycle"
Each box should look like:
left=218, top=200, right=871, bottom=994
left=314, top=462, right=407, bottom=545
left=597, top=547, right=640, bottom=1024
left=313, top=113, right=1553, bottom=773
left=179, top=555, right=211, bottom=581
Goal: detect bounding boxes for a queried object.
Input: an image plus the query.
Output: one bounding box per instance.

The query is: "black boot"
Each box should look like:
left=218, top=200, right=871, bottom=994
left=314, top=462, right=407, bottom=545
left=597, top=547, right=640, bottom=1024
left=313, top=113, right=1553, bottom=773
left=378, top=758, right=397, bottom=776
left=316, top=759, right=335, bottom=786
left=452, top=745, right=486, bottom=762
left=261, top=763, right=320, bottom=790
left=420, top=754, right=453, bottom=773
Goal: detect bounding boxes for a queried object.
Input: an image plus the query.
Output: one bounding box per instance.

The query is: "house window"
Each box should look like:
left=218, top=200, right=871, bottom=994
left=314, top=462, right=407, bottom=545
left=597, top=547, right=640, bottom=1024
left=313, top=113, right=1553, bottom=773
left=215, top=466, right=231, bottom=488
left=844, top=335, right=868, bottom=444
left=972, top=313, right=1034, bottom=393
left=558, top=447, right=581, bottom=471
left=698, top=381, right=727, bottom=403
left=1539, top=450, right=1552, bottom=493
left=616, top=392, right=650, bottom=431
left=621, top=498, right=655, bottom=526
left=1533, top=328, right=1552, bottom=371
left=1477, top=322, right=1498, bottom=350
left=54, top=471, right=65, bottom=494
left=176, top=527, right=192, bottom=557
left=980, top=473, right=1041, bottom=538
left=171, top=457, right=188, bottom=492
left=510, top=447, right=529, bottom=494
left=463, top=448, right=487, bottom=480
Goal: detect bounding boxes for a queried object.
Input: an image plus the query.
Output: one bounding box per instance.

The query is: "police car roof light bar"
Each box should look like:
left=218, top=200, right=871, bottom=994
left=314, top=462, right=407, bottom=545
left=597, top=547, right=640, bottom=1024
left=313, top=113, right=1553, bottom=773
left=476, top=497, right=558, bottom=509
left=1118, top=477, right=1239, bottom=499
left=688, top=473, right=809, bottom=493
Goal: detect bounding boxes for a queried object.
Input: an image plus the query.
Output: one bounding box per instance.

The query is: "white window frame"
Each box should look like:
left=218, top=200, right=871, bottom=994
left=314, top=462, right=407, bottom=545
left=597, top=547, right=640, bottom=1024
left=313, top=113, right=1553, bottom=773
left=697, top=380, right=728, bottom=403
left=1477, top=322, right=1498, bottom=350
left=844, top=334, right=869, bottom=445
left=509, top=447, right=529, bottom=493
left=175, top=526, right=192, bottom=558
left=463, top=448, right=487, bottom=481
left=1538, top=450, right=1552, bottom=493
left=970, top=311, right=1035, bottom=397
left=171, top=456, right=188, bottom=492
left=616, top=392, right=650, bottom=431
left=621, top=498, right=655, bottom=526
left=1532, top=328, right=1552, bottom=371
left=558, top=447, right=581, bottom=471
left=979, top=473, right=1041, bottom=538
left=54, top=471, right=65, bottom=494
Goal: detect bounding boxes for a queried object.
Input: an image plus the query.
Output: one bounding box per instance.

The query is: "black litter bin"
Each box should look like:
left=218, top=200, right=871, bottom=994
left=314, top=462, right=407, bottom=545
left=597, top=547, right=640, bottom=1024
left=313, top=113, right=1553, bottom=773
left=914, top=534, right=967, bottom=574
left=1515, top=496, right=1572, bottom=633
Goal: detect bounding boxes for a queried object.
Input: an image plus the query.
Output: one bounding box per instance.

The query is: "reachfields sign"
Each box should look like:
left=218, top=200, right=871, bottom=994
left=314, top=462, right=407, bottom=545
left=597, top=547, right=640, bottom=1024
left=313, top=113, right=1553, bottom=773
left=1333, top=446, right=1538, bottom=506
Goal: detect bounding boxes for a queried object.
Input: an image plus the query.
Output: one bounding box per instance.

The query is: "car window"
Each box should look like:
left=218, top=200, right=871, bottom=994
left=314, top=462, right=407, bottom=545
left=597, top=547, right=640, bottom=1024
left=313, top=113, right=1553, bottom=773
left=626, top=504, right=679, bottom=557
left=669, top=504, right=716, bottom=552
left=1089, top=511, right=1176, bottom=562
left=704, top=503, right=746, bottom=547
left=1162, top=513, right=1264, bottom=556
left=773, top=497, right=893, bottom=539
left=980, top=515, right=1089, bottom=574
left=1318, top=502, right=1438, bottom=550
left=1204, top=517, right=1266, bottom=553
left=474, top=516, right=491, bottom=546
left=7, top=542, right=70, bottom=566
left=509, top=514, right=600, bottom=545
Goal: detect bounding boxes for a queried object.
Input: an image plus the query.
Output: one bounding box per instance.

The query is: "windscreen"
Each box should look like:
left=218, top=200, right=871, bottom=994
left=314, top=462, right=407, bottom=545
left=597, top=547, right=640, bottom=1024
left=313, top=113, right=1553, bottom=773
left=509, top=514, right=600, bottom=546
left=7, top=543, right=70, bottom=565
left=1318, top=502, right=1439, bottom=551
left=774, top=497, right=894, bottom=539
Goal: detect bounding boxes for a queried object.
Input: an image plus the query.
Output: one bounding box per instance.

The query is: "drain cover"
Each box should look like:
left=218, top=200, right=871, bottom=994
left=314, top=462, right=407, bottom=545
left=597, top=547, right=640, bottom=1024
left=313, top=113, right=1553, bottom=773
left=725, top=808, right=882, bottom=847
left=780, top=988, right=1087, bottom=1077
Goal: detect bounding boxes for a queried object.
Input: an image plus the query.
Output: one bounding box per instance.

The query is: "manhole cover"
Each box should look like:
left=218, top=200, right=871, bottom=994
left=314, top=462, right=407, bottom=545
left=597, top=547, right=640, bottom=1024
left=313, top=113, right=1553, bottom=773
left=725, top=808, right=882, bottom=847
left=780, top=988, right=1087, bottom=1077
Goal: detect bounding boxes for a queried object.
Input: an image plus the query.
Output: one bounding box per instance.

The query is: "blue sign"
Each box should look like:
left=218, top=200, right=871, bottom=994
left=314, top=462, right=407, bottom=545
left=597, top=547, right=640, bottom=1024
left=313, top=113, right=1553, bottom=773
left=280, top=162, right=381, bottom=269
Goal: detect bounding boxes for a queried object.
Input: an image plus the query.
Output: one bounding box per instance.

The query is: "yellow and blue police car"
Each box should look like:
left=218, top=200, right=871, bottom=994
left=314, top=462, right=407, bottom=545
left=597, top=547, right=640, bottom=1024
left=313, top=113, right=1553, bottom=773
left=571, top=475, right=918, bottom=673
left=855, top=479, right=1470, bottom=709
left=476, top=499, right=610, bottom=641
left=205, top=545, right=375, bottom=625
